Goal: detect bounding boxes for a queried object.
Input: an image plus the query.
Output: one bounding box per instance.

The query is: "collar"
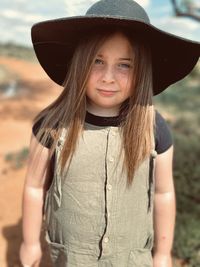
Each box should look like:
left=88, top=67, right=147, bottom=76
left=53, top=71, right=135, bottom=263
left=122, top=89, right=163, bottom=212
left=85, top=111, right=121, bottom=127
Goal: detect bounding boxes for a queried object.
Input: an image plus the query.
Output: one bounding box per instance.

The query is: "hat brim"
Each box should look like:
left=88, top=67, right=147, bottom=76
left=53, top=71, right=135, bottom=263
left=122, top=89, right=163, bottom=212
left=31, top=16, right=200, bottom=95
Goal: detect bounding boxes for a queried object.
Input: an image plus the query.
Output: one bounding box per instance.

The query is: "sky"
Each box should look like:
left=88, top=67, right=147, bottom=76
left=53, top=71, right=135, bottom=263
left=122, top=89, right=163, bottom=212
left=0, top=0, right=200, bottom=47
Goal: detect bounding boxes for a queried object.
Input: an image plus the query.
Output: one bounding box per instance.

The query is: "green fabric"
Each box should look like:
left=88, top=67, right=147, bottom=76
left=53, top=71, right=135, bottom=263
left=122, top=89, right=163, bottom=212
left=44, top=122, right=157, bottom=266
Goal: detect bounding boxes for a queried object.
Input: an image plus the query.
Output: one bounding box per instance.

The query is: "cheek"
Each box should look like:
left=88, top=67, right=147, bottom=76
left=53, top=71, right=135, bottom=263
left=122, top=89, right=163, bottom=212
left=119, top=74, right=133, bottom=94
left=86, top=72, right=99, bottom=89
left=89, top=69, right=101, bottom=81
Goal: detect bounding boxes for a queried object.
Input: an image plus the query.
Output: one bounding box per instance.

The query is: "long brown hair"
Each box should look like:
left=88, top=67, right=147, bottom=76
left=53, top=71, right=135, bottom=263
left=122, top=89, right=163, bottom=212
left=33, top=27, right=155, bottom=188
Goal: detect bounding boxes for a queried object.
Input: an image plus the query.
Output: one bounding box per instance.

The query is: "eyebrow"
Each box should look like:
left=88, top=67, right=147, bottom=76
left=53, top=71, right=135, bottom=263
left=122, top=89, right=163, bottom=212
left=97, top=55, right=133, bottom=61
left=119, top=58, right=132, bottom=61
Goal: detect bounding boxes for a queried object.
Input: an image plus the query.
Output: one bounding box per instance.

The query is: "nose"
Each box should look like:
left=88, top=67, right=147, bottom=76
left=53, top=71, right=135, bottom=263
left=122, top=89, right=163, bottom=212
left=102, top=65, right=115, bottom=83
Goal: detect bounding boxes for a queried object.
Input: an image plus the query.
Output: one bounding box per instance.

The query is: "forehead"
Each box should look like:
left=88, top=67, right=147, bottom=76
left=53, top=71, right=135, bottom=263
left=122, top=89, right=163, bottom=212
left=97, top=32, right=133, bottom=56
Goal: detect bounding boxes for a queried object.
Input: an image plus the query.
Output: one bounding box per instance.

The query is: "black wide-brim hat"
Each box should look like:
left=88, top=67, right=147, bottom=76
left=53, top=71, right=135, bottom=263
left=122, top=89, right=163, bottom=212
left=31, top=0, right=200, bottom=95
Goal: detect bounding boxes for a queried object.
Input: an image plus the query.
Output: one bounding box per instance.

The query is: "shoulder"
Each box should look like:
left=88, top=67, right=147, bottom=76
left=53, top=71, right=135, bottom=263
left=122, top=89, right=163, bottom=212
left=154, top=109, right=173, bottom=154
left=32, top=116, right=58, bottom=149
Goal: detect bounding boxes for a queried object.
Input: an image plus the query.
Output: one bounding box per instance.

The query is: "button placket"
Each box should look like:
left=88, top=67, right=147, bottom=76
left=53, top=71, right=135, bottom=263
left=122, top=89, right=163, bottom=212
left=106, top=183, right=112, bottom=228
left=106, top=182, right=112, bottom=213
left=101, top=127, right=118, bottom=257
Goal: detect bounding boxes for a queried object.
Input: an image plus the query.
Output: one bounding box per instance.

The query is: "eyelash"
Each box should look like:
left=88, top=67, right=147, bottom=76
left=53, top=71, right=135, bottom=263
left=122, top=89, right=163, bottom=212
left=94, top=59, right=132, bottom=69
left=118, top=63, right=131, bottom=69
left=94, top=58, right=104, bottom=65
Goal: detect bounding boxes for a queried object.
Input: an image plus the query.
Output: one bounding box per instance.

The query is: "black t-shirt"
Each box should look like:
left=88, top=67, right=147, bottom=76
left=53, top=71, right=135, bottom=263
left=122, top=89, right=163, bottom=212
left=32, top=110, right=173, bottom=154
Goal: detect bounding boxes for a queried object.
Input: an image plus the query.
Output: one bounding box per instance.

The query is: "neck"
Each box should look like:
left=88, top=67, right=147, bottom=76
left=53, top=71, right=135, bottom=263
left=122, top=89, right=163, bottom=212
left=86, top=105, right=119, bottom=117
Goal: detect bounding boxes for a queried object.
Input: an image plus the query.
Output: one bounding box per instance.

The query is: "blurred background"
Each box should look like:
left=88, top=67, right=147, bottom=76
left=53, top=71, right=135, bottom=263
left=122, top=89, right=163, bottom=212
left=0, top=0, right=199, bottom=266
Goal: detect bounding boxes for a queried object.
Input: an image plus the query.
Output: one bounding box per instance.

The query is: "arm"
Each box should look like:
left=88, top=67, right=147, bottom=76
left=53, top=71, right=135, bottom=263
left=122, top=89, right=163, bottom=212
left=20, top=133, right=52, bottom=267
left=153, top=145, right=176, bottom=267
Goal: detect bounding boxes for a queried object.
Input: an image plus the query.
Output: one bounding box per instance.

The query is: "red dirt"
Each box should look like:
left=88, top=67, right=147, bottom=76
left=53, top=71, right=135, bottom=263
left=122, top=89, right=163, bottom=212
left=0, top=56, right=61, bottom=267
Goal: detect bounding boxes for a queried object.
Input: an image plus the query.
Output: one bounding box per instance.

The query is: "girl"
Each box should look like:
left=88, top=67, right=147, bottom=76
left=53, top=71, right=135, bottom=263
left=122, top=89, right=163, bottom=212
left=20, top=0, right=200, bottom=267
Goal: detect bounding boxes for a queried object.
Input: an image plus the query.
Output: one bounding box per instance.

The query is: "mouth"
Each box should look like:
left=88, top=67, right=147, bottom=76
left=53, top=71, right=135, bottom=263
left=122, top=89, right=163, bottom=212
left=97, top=88, right=118, bottom=96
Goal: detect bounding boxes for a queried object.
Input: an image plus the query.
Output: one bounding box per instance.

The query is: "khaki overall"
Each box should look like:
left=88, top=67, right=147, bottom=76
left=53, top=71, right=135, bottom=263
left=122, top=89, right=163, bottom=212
left=44, top=122, right=157, bottom=267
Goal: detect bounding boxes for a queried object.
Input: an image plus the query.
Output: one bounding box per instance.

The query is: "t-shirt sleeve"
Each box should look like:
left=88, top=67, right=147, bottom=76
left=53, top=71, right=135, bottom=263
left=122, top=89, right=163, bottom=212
left=32, top=117, right=54, bottom=149
left=155, top=110, right=173, bottom=154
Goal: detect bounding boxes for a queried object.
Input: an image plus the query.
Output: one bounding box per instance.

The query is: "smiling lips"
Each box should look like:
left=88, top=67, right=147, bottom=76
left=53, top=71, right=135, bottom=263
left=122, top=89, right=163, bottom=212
left=97, top=88, right=118, bottom=96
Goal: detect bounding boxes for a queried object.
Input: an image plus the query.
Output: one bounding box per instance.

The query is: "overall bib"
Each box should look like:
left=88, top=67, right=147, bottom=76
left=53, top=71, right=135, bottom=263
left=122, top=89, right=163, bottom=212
left=44, top=122, right=157, bottom=267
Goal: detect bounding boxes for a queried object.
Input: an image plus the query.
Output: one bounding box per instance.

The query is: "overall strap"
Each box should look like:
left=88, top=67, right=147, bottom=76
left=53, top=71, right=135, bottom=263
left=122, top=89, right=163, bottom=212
left=148, top=109, right=157, bottom=212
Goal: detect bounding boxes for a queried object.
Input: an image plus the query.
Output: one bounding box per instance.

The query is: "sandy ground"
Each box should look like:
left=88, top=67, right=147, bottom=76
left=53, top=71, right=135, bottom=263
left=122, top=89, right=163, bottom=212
left=0, top=56, right=61, bottom=267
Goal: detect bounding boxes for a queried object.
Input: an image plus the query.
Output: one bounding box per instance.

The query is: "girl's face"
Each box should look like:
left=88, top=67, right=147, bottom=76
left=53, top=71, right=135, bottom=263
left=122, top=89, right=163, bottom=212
left=86, top=32, right=134, bottom=116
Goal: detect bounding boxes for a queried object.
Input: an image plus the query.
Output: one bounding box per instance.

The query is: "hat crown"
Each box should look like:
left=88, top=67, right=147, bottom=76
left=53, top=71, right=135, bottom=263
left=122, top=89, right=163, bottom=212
left=86, top=0, right=150, bottom=23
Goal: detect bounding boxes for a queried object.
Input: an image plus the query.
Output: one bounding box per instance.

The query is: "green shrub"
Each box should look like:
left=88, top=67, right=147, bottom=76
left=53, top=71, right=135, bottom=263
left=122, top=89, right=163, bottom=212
left=5, top=147, right=29, bottom=169
left=174, top=213, right=200, bottom=267
left=154, top=68, right=200, bottom=266
left=0, top=42, right=36, bottom=61
left=172, top=132, right=200, bottom=267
